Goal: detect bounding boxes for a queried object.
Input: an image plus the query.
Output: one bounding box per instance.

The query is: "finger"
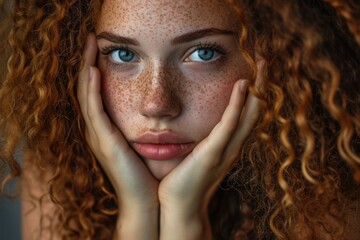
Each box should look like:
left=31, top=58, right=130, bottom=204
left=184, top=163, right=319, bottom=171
left=87, top=66, right=112, bottom=136
left=226, top=58, right=265, bottom=156
left=83, top=33, right=98, bottom=66
left=162, top=81, right=249, bottom=196
left=184, top=79, right=247, bottom=173
left=229, top=93, right=261, bottom=150
left=78, top=33, right=98, bottom=122
left=86, top=66, right=129, bottom=152
left=204, top=79, right=248, bottom=154
left=85, top=67, right=156, bottom=195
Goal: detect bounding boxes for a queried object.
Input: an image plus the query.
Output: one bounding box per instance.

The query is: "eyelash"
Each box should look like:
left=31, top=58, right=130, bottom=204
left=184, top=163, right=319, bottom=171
left=187, top=42, right=227, bottom=64
left=100, top=44, right=135, bottom=69
left=99, top=42, right=228, bottom=66
left=193, top=42, right=227, bottom=55
left=100, top=44, right=131, bottom=56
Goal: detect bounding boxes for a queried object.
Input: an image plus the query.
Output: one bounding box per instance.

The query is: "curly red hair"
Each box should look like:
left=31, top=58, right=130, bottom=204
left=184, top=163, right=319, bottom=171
left=1, top=0, right=359, bottom=239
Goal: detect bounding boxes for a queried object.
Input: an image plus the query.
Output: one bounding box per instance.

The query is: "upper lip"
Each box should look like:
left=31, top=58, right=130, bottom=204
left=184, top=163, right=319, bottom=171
left=134, top=131, right=192, bottom=144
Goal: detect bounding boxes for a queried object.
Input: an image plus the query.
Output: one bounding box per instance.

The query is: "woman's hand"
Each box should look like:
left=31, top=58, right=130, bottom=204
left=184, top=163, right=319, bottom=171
left=77, top=33, right=159, bottom=239
left=158, top=65, right=262, bottom=239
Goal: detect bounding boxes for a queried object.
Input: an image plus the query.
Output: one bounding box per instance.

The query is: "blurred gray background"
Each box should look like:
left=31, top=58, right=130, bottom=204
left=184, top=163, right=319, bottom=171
left=0, top=179, right=21, bottom=240
left=1, top=143, right=22, bottom=239
left=1, top=1, right=23, bottom=239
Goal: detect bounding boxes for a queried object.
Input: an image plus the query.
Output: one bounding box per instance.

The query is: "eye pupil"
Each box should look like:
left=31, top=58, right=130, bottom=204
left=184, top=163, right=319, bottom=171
left=118, top=49, right=134, bottom=62
left=198, top=49, right=214, bottom=61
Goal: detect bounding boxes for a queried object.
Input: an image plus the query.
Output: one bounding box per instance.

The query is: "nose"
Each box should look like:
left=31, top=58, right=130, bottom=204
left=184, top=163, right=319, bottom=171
left=139, top=67, right=182, bottom=119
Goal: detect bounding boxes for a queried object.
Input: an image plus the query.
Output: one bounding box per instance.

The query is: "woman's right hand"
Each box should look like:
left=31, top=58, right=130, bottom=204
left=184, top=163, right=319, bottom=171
left=77, top=33, right=159, bottom=214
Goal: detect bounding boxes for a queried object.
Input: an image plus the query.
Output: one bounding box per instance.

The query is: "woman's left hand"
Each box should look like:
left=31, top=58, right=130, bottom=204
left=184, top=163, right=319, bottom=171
left=158, top=74, right=262, bottom=238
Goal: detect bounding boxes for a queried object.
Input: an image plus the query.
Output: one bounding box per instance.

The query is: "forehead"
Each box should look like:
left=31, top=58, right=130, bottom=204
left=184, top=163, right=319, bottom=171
left=96, top=0, right=239, bottom=34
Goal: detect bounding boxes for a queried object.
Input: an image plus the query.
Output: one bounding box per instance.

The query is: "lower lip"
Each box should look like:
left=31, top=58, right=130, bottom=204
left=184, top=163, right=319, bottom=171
left=133, top=143, right=195, bottom=160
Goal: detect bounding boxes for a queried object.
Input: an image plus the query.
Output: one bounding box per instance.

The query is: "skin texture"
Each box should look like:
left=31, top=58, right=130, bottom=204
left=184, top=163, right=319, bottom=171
left=78, top=32, right=261, bottom=239
left=78, top=1, right=261, bottom=238
left=1, top=0, right=358, bottom=238
left=96, top=0, right=251, bottom=180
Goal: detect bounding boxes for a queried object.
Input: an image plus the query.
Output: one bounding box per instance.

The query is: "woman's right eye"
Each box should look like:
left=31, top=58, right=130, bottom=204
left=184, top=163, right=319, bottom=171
left=110, top=49, right=139, bottom=63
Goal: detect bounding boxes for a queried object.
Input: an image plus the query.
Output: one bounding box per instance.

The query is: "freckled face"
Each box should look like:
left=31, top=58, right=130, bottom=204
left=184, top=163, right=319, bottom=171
left=96, top=0, right=251, bottom=180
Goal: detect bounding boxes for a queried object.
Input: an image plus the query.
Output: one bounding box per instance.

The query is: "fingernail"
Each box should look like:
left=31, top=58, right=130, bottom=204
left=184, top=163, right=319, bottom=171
left=239, top=80, right=249, bottom=94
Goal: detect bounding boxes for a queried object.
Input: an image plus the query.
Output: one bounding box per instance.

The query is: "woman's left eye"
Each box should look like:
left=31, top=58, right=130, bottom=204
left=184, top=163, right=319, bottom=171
left=186, top=48, right=221, bottom=62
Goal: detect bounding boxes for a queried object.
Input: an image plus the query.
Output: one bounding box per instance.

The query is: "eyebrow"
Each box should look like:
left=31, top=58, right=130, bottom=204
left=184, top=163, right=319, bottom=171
left=171, top=28, right=235, bottom=44
left=96, top=28, right=235, bottom=46
left=96, top=32, right=140, bottom=45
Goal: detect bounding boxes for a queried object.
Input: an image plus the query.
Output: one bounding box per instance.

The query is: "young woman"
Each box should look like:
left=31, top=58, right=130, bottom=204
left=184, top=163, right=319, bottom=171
left=0, top=0, right=359, bottom=239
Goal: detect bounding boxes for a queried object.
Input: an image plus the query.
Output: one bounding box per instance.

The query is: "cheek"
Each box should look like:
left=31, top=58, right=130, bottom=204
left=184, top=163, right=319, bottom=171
left=185, top=76, right=236, bottom=139
left=99, top=59, right=245, bottom=142
left=180, top=59, right=248, bottom=139
left=100, top=70, right=135, bottom=129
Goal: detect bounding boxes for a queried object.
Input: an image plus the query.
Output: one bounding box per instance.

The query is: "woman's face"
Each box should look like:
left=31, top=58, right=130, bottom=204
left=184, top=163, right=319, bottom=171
left=96, top=0, right=251, bottom=180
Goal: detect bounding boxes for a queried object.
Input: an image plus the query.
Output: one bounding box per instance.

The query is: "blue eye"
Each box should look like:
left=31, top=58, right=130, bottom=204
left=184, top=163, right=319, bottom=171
left=110, top=49, right=138, bottom=63
left=187, top=48, right=221, bottom=62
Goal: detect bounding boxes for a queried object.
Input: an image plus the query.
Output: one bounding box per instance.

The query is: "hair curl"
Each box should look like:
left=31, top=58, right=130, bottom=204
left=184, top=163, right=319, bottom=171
left=1, top=0, right=359, bottom=239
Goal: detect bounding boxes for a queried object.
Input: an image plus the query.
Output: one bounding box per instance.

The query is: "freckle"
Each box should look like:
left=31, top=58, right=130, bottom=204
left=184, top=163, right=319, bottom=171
left=98, top=0, right=241, bottom=137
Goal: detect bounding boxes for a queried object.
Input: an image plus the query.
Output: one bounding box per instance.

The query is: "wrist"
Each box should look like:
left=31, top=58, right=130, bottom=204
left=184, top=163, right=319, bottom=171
left=120, top=196, right=159, bottom=213
left=115, top=205, right=159, bottom=240
left=160, top=204, right=212, bottom=240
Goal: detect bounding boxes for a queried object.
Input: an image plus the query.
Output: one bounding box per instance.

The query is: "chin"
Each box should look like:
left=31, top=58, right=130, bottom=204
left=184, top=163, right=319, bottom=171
left=144, top=158, right=182, bottom=180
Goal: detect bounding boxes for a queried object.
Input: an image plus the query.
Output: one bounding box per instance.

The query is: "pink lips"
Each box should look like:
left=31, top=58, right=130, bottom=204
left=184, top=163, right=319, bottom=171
left=133, top=132, right=195, bottom=161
